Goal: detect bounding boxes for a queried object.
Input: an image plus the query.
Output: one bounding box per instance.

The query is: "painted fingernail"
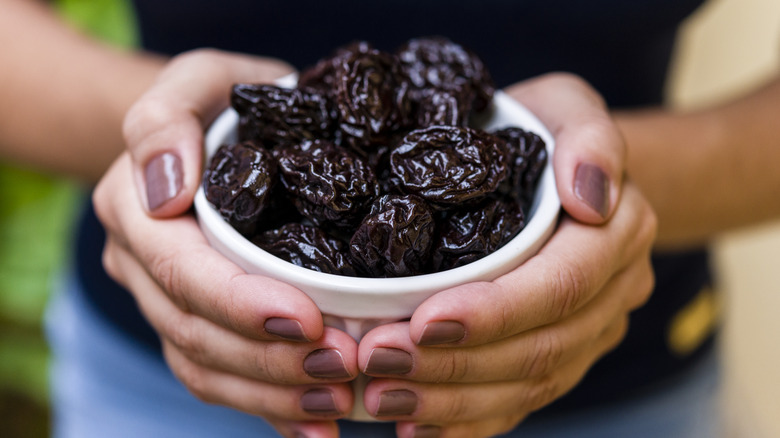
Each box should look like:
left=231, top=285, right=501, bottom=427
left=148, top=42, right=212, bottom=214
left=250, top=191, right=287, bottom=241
left=145, top=152, right=183, bottom=211
left=300, top=389, right=340, bottom=416
left=417, top=321, right=465, bottom=345
left=414, top=425, right=442, bottom=438
left=364, top=347, right=413, bottom=375
left=574, top=163, right=610, bottom=219
left=264, top=317, right=309, bottom=342
left=376, top=389, right=417, bottom=416
left=304, top=349, right=351, bottom=379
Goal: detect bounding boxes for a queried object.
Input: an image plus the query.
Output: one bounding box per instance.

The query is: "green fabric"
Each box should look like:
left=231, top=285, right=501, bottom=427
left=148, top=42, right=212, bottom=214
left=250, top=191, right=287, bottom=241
left=0, top=0, right=138, bottom=406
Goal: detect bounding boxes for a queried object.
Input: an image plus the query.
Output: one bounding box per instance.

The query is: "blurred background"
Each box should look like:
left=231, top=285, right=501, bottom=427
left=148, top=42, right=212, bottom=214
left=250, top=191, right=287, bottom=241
left=0, top=0, right=778, bottom=436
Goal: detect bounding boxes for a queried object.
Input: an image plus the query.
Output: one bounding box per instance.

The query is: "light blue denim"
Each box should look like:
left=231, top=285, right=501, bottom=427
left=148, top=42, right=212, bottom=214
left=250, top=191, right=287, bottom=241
left=46, top=274, right=721, bottom=438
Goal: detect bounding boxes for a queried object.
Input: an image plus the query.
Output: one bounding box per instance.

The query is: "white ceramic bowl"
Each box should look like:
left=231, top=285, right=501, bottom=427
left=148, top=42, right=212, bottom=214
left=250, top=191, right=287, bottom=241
left=194, top=89, right=559, bottom=336
left=194, top=87, right=559, bottom=421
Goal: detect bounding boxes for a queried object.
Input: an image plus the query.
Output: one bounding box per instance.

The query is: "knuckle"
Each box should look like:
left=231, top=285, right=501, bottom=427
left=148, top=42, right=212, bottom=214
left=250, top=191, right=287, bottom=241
left=164, top=314, right=205, bottom=364
left=439, top=391, right=470, bottom=422
left=520, top=332, right=565, bottom=379
left=547, top=260, right=589, bottom=321
left=149, top=245, right=190, bottom=311
left=166, top=349, right=214, bottom=404
left=432, top=352, right=469, bottom=383
left=123, top=94, right=180, bottom=143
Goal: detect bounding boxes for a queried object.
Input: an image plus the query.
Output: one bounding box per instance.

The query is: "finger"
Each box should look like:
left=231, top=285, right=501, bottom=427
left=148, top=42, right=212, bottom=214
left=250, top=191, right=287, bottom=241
left=122, top=49, right=294, bottom=216
left=106, top=239, right=358, bottom=384
left=395, top=416, right=523, bottom=438
left=270, top=420, right=340, bottom=438
left=362, top=317, right=628, bottom=423
left=162, top=341, right=353, bottom=421
left=408, top=182, right=656, bottom=346
left=361, top=253, right=646, bottom=384
left=97, top=154, right=325, bottom=342
left=505, top=73, right=626, bottom=223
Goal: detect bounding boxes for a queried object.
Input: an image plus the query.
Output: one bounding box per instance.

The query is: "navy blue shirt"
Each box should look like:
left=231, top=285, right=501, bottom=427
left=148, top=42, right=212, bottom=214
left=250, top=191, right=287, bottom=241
left=76, top=0, right=713, bottom=418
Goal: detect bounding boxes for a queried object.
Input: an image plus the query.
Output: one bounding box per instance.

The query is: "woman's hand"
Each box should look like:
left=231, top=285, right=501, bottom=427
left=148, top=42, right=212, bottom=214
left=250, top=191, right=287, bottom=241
left=357, top=73, right=658, bottom=437
left=93, top=49, right=357, bottom=438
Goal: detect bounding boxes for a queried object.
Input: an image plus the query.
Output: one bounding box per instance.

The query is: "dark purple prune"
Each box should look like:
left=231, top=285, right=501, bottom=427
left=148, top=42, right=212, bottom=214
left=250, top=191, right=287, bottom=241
left=334, top=49, right=412, bottom=152
left=492, top=127, right=548, bottom=205
left=414, top=90, right=470, bottom=127
left=396, top=36, right=495, bottom=113
left=298, top=41, right=375, bottom=95
left=203, top=142, right=277, bottom=236
left=277, top=139, right=379, bottom=229
left=231, top=83, right=337, bottom=147
left=253, top=222, right=357, bottom=276
left=432, top=197, right=525, bottom=271
left=349, top=194, right=435, bottom=277
left=390, top=125, right=508, bottom=208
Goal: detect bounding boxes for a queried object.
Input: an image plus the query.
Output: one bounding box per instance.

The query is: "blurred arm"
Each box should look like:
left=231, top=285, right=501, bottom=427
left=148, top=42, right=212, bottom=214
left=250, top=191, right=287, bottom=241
left=0, top=0, right=164, bottom=182
left=617, top=75, right=780, bottom=249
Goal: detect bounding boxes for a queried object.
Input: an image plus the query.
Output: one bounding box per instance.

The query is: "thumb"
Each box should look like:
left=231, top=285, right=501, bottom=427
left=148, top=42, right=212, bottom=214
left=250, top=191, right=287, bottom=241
left=122, top=49, right=295, bottom=217
left=505, top=73, right=625, bottom=224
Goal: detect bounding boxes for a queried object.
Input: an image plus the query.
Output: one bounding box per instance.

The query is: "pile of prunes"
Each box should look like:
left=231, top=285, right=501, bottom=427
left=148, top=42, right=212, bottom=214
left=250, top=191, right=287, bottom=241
left=203, top=36, right=548, bottom=278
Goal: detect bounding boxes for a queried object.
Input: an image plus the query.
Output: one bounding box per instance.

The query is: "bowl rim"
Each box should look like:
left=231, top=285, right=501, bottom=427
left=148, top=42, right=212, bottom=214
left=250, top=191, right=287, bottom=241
left=193, top=90, right=560, bottom=296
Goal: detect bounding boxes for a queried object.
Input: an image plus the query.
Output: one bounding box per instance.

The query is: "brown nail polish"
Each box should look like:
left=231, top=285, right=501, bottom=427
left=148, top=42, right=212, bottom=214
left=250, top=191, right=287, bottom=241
left=264, top=317, right=309, bottom=342
left=364, top=347, right=413, bottom=375
left=414, top=425, right=442, bottom=438
left=417, top=321, right=465, bottom=345
left=376, top=389, right=417, bottom=416
left=574, top=163, right=610, bottom=218
left=304, top=349, right=351, bottom=379
left=145, top=152, right=183, bottom=211
left=300, top=389, right=340, bottom=416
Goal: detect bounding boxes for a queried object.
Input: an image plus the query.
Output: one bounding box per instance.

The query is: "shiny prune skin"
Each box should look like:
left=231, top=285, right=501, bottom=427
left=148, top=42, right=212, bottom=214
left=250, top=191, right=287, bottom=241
left=203, top=142, right=276, bottom=236
left=493, top=127, right=548, bottom=204
left=253, top=222, right=357, bottom=276
left=298, top=41, right=375, bottom=96
left=334, top=49, right=411, bottom=152
left=414, top=90, right=470, bottom=127
left=231, top=83, right=337, bottom=147
left=277, top=139, right=379, bottom=229
left=432, top=197, right=525, bottom=271
left=390, top=125, right=508, bottom=208
left=349, top=194, right=435, bottom=277
left=396, top=36, right=495, bottom=113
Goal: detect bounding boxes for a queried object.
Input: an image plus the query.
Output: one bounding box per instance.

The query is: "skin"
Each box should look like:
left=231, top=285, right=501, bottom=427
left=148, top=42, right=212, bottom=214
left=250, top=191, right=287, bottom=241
left=2, top=1, right=780, bottom=437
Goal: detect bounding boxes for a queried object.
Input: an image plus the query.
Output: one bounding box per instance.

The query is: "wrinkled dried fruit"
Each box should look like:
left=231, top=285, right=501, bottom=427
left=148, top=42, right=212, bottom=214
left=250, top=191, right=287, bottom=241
left=277, top=139, right=379, bottom=229
left=414, top=90, right=470, bottom=127
left=390, top=125, right=508, bottom=207
left=298, top=41, right=375, bottom=95
left=203, top=142, right=276, bottom=236
left=253, top=222, right=357, bottom=276
left=396, top=36, right=495, bottom=113
left=231, top=83, right=337, bottom=147
left=349, top=194, right=436, bottom=277
left=432, top=197, right=525, bottom=271
left=493, top=127, right=548, bottom=205
left=334, top=49, right=411, bottom=152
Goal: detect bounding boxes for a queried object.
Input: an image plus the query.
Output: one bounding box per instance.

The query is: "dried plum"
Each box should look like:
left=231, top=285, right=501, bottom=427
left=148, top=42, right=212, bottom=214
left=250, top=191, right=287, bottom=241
left=334, top=49, right=411, bottom=152
left=493, top=127, right=548, bottom=204
left=253, top=222, right=357, bottom=276
left=231, top=83, right=336, bottom=147
left=349, top=194, right=435, bottom=277
left=396, top=36, right=495, bottom=113
left=277, top=139, right=379, bottom=229
left=203, top=142, right=276, bottom=236
left=390, top=125, right=508, bottom=207
left=432, top=198, right=525, bottom=271
left=298, top=41, right=375, bottom=95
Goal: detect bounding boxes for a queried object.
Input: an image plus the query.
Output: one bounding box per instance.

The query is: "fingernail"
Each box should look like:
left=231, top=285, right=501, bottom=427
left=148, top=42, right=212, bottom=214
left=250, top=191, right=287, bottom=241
left=300, top=389, right=340, bottom=416
left=376, top=389, right=417, bottom=416
left=364, top=347, right=413, bottom=375
left=145, top=152, right=183, bottom=211
left=304, top=349, right=351, bottom=379
left=264, top=317, right=309, bottom=342
left=574, top=163, right=610, bottom=219
left=414, top=425, right=442, bottom=438
left=417, top=321, right=465, bottom=345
